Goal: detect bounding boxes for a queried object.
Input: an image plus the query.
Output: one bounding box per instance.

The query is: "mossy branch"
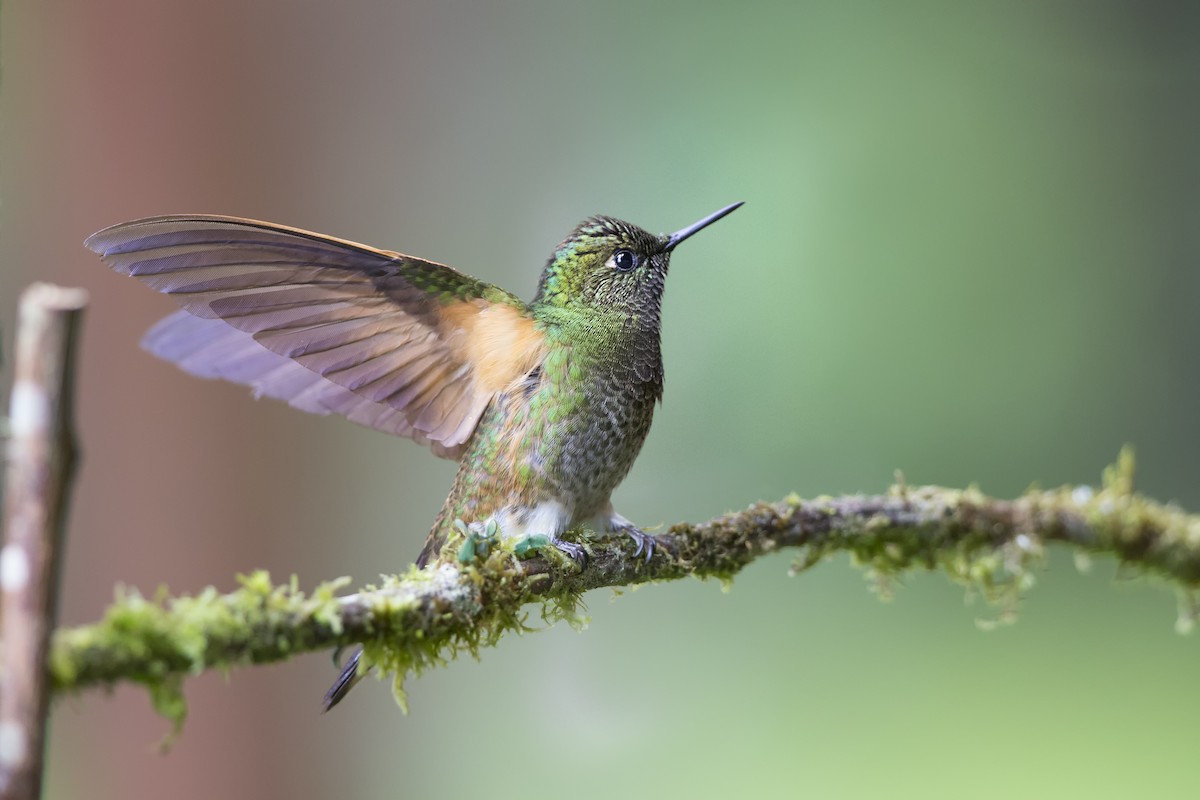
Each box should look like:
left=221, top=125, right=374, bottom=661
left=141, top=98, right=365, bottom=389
left=48, top=449, right=1200, bottom=726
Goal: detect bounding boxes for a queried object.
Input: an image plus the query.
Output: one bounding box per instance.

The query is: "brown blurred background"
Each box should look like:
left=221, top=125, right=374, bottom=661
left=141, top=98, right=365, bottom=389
left=2, top=2, right=1199, bottom=798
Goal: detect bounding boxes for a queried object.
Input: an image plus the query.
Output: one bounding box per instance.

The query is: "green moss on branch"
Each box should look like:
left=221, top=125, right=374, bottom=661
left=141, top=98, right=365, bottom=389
left=49, top=450, right=1200, bottom=728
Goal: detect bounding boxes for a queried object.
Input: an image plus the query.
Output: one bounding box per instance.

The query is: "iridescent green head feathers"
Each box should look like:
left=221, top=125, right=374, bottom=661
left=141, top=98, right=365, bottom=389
left=532, top=202, right=743, bottom=318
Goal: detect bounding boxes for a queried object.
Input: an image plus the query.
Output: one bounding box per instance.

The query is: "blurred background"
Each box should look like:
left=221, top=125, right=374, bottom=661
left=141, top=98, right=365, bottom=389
left=2, top=1, right=1198, bottom=798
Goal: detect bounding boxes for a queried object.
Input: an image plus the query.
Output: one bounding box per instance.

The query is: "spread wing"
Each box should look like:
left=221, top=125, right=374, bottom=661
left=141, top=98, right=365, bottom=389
left=86, top=215, right=547, bottom=459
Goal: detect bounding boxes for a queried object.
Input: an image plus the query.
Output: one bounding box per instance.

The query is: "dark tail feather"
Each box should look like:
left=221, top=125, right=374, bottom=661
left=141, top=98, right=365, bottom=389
left=414, top=532, right=442, bottom=569
left=325, top=541, right=439, bottom=710
left=322, top=648, right=364, bottom=712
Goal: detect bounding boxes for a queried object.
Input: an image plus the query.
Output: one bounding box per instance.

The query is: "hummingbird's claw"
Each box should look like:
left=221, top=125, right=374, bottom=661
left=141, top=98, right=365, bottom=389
left=612, top=521, right=656, bottom=562
left=549, top=536, right=589, bottom=568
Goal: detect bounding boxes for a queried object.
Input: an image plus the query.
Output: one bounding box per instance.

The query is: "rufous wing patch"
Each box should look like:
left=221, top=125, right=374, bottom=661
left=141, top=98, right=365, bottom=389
left=440, top=300, right=547, bottom=396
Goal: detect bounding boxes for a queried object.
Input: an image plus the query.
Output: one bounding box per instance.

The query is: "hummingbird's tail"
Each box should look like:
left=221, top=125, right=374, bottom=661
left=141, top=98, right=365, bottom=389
left=414, top=533, right=442, bottom=569
left=322, top=648, right=365, bottom=712
left=324, top=539, right=439, bottom=710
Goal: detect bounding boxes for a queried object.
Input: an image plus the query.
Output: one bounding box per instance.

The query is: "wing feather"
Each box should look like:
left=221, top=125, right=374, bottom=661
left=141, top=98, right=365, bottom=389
left=88, top=215, right=547, bottom=458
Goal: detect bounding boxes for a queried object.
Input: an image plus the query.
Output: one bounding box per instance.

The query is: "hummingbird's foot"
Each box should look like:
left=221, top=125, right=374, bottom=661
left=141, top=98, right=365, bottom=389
left=511, top=533, right=587, bottom=568
left=616, top=523, right=656, bottom=562
left=549, top=536, right=589, bottom=568
left=608, top=515, right=656, bottom=562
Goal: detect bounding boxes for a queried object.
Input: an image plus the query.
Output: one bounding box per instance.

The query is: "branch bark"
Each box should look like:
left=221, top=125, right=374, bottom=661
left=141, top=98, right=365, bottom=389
left=1, top=284, right=87, bottom=800
left=48, top=450, right=1200, bottom=724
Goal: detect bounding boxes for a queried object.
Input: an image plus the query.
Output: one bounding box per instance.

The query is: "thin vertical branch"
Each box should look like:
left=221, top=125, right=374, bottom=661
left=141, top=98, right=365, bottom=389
left=0, top=284, right=87, bottom=800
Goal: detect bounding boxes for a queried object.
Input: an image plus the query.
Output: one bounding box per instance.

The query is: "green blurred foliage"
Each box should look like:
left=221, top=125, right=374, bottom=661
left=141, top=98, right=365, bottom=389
left=1, top=1, right=1197, bottom=798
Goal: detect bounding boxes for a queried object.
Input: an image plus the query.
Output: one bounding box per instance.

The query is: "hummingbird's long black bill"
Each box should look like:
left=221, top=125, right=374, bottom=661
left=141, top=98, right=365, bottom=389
left=664, top=201, right=744, bottom=251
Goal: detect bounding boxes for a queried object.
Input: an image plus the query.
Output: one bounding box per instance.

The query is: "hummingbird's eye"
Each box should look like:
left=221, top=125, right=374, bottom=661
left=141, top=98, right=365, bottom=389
left=611, top=249, right=637, bottom=272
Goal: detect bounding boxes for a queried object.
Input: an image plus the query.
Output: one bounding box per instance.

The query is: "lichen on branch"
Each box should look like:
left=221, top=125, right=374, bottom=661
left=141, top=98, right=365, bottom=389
left=48, top=450, right=1200, bottom=730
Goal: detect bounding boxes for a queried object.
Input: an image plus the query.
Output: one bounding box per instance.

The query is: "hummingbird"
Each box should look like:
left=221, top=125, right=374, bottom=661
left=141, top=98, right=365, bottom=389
left=86, top=200, right=742, bottom=708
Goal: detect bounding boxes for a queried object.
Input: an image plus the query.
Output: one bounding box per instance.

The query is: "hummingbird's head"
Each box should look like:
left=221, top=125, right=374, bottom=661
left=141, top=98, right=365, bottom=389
left=534, top=217, right=666, bottom=320
left=532, top=202, right=742, bottom=327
